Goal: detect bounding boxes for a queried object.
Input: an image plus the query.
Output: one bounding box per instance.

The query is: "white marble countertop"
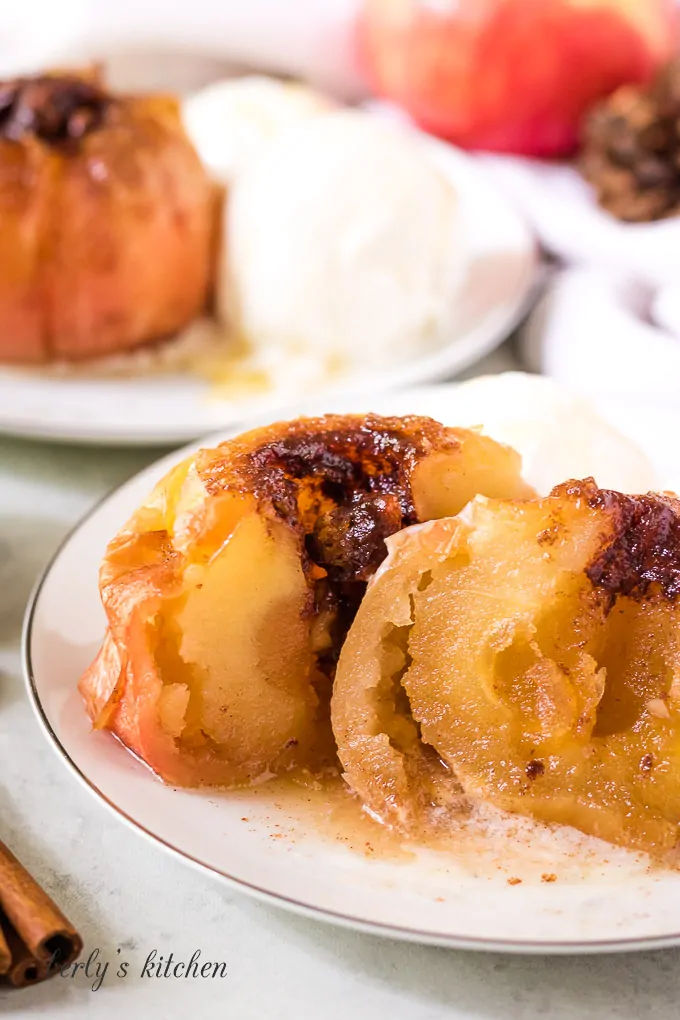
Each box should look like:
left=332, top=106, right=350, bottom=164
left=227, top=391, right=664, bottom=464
left=3, top=354, right=680, bottom=1019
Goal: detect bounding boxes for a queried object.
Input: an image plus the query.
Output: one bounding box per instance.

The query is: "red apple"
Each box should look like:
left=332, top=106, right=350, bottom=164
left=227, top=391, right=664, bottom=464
left=359, top=0, right=678, bottom=156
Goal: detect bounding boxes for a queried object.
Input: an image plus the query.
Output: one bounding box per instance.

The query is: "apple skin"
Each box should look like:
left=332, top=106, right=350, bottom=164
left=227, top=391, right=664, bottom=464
left=359, top=0, right=678, bottom=157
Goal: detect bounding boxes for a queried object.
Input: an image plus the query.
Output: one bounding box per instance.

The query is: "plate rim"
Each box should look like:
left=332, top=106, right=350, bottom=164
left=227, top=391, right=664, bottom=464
left=21, top=409, right=680, bottom=955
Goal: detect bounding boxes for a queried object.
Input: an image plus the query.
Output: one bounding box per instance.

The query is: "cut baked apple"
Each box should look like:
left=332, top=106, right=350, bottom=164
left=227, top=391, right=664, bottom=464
left=333, top=479, right=680, bottom=852
left=80, top=414, right=533, bottom=787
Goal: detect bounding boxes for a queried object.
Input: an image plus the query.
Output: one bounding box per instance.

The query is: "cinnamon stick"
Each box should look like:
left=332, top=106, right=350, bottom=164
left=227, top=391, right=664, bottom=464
left=0, top=916, right=10, bottom=975
left=0, top=914, right=46, bottom=989
left=0, top=840, right=82, bottom=971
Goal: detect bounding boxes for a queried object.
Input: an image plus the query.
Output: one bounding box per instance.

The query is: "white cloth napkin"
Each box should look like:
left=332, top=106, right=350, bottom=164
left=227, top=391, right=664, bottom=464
left=478, top=155, right=680, bottom=408
left=521, top=267, right=680, bottom=404
left=480, top=156, right=680, bottom=288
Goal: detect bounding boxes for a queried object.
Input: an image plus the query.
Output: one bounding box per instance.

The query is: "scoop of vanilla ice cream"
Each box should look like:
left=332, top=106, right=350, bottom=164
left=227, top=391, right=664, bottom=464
left=447, top=372, right=658, bottom=496
left=182, top=75, right=333, bottom=185
left=221, top=110, right=464, bottom=370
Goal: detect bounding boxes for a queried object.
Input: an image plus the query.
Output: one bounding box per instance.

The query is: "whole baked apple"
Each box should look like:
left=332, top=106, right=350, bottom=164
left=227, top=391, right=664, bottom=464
left=359, top=0, right=678, bottom=156
left=0, top=71, right=214, bottom=363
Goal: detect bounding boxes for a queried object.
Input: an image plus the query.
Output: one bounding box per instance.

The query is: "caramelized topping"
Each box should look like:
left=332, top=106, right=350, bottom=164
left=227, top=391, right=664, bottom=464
left=197, top=415, right=462, bottom=674
left=202, top=415, right=460, bottom=590
left=584, top=484, right=680, bottom=602
left=244, top=418, right=443, bottom=517
left=248, top=417, right=458, bottom=653
left=0, top=75, right=111, bottom=145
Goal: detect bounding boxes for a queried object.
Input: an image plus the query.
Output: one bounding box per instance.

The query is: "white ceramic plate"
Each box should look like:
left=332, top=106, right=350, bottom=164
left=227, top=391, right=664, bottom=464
left=0, top=139, right=536, bottom=446
left=24, top=384, right=680, bottom=953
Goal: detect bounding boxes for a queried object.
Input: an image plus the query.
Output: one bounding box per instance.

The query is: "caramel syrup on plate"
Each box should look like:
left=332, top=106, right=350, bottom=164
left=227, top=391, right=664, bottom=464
left=227, top=769, right=664, bottom=885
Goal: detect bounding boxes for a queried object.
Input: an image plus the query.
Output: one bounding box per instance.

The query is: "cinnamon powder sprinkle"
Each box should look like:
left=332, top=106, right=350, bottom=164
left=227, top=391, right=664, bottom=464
left=584, top=485, right=680, bottom=602
left=526, top=759, right=545, bottom=780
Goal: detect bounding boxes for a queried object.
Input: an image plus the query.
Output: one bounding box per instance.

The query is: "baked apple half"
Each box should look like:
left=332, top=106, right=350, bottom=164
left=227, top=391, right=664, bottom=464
left=80, top=414, right=533, bottom=787
left=333, top=478, right=680, bottom=852
left=0, top=70, right=213, bottom=362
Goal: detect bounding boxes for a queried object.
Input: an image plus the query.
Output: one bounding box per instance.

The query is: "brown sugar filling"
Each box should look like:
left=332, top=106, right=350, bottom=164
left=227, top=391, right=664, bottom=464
left=586, top=487, right=680, bottom=603
left=237, top=419, right=455, bottom=673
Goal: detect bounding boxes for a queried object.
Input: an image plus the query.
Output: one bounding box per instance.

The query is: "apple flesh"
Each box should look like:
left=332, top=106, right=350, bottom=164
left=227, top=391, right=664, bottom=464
left=359, top=0, right=678, bottom=156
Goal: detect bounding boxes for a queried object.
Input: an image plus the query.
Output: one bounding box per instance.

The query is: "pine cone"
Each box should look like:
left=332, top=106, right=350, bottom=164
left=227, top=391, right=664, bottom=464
left=580, top=58, right=680, bottom=223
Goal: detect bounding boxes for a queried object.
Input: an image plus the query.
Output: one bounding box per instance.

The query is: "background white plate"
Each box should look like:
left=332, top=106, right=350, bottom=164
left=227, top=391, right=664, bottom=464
left=0, top=139, right=536, bottom=446
left=24, top=384, right=680, bottom=954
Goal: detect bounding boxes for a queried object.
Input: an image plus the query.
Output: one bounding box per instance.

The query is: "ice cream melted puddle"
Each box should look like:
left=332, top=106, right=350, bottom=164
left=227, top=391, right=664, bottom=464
left=22, top=318, right=350, bottom=404
left=230, top=770, right=667, bottom=886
